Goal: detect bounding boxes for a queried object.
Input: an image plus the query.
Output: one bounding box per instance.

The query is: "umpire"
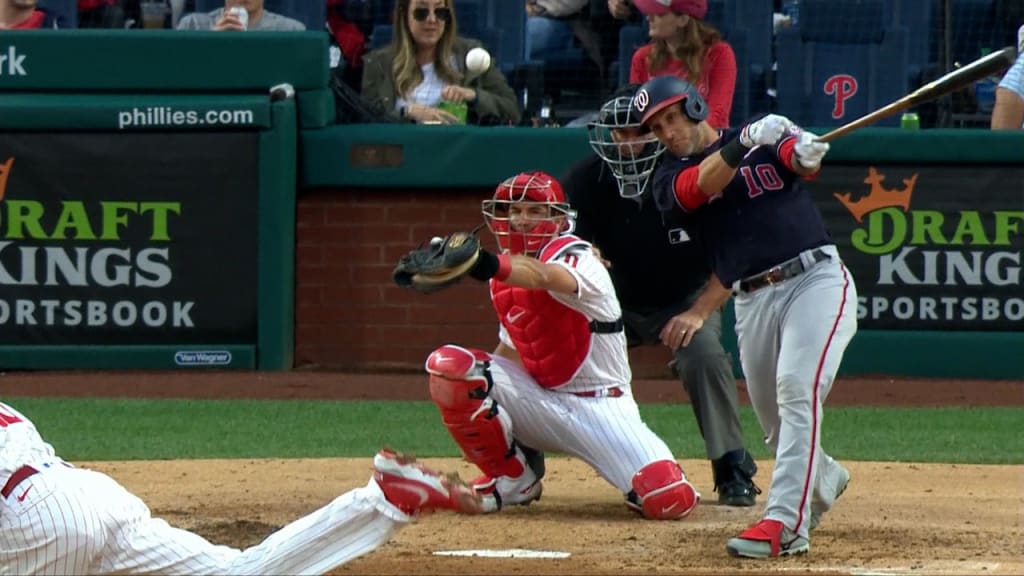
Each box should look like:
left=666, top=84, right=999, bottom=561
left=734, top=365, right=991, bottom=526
left=561, top=84, right=759, bottom=506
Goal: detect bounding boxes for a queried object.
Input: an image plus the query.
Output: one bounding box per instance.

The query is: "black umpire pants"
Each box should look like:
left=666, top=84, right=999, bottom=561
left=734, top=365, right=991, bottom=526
left=622, top=301, right=746, bottom=461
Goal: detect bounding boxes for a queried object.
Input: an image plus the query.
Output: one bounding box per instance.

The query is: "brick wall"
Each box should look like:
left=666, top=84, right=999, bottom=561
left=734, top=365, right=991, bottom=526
left=295, top=187, right=675, bottom=378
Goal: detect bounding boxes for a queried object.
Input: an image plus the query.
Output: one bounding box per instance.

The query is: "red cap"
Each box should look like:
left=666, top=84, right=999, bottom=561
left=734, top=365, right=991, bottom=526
left=633, top=0, right=707, bottom=19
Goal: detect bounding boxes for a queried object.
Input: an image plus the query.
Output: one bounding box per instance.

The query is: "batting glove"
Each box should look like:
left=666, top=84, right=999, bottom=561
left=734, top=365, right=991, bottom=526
left=794, top=131, right=830, bottom=170
left=739, top=114, right=793, bottom=148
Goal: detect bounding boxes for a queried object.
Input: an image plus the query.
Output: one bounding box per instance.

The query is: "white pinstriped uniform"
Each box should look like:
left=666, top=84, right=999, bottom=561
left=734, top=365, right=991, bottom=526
left=487, top=244, right=678, bottom=493
left=0, top=402, right=409, bottom=576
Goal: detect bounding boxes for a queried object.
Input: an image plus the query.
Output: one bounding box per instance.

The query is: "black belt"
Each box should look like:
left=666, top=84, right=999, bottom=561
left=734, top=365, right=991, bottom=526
left=1, top=465, right=38, bottom=499
left=738, top=248, right=830, bottom=294
left=589, top=318, right=624, bottom=333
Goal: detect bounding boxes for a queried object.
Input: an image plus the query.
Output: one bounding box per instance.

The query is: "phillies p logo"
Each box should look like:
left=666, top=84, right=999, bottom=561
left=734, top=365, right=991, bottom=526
left=824, top=74, right=858, bottom=119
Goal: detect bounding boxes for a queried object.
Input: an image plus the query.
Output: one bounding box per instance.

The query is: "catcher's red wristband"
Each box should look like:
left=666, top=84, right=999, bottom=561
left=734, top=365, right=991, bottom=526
left=495, top=254, right=512, bottom=281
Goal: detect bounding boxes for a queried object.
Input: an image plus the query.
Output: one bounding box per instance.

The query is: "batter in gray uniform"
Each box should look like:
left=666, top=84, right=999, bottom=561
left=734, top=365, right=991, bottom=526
left=561, top=85, right=759, bottom=506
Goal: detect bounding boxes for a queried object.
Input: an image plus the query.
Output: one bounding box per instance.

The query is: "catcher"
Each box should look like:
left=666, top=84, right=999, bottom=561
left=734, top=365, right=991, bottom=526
left=393, top=171, right=700, bottom=520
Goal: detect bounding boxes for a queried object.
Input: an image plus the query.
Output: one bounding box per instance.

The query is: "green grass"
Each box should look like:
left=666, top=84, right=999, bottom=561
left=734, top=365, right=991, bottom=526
left=7, top=398, right=1022, bottom=464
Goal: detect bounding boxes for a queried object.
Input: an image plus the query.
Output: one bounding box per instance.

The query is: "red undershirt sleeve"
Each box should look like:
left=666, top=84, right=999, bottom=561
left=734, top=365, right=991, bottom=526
left=777, top=136, right=821, bottom=180
left=674, top=166, right=707, bottom=211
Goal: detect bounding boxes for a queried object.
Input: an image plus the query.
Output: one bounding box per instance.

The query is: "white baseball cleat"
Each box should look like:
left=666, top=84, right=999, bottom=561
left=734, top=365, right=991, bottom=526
left=809, top=463, right=850, bottom=531
left=471, top=471, right=543, bottom=513
left=373, top=449, right=482, bottom=515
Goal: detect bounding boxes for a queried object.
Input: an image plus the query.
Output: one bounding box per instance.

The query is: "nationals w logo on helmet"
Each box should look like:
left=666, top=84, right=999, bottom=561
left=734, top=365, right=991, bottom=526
left=633, top=89, right=650, bottom=113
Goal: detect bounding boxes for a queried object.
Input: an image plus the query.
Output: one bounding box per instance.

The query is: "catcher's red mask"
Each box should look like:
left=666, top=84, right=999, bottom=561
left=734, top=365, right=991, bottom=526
left=482, top=171, right=574, bottom=256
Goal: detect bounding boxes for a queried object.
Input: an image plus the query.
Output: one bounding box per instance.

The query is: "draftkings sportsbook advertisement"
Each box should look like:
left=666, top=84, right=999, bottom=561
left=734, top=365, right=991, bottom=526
left=813, top=164, right=1024, bottom=331
left=0, top=132, right=259, bottom=345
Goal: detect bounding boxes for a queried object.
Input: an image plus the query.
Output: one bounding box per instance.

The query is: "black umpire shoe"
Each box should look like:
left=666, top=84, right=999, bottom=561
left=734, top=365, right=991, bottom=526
left=712, top=449, right=761, bottom=507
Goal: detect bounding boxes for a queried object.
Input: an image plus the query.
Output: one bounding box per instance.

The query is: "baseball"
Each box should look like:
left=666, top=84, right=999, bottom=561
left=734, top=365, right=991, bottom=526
left=466, top=47, right=491, bottom=75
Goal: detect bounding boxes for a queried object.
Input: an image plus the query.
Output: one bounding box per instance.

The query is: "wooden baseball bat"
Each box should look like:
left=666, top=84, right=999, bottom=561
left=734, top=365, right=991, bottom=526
left=816, top=46, right=1017, bottom=143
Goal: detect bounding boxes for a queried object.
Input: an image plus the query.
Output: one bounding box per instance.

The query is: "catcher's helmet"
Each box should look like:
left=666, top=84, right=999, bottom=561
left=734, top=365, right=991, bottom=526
left=633, top=75, right=709, bottom=125
left=482, top=171, right=574, bottom=256
left=588, top=85, right=666, bottom=198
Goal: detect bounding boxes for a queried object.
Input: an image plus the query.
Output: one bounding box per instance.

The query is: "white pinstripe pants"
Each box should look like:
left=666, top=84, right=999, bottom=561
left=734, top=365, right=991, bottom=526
left=0, top=465, right=409, bottom=575
left=486, top=356, right=677, bottom=493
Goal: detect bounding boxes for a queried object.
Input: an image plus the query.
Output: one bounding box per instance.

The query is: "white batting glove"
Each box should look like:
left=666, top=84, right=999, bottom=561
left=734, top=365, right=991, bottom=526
left=794, top=131, right=829, bottom=170
left=739, top=114, right=792, bottom=148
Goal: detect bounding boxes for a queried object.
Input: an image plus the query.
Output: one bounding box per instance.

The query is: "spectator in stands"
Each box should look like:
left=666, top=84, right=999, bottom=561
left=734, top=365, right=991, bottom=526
left=0, top=0, right=58, bottom=28
left=526, top=0, right=587, bottom=60
left=991, top=52, right=1024, bottom=130
left=607, top=0, right=639, bottom=22
left=531, top=0, right=623, bottom=85
left=177, top=0, right=304, bottom=31
left=78, top=0, right=126, bottom=28
left=628, top=0, right=736, bottom=129
left=361, top=0, right=520, bottom=125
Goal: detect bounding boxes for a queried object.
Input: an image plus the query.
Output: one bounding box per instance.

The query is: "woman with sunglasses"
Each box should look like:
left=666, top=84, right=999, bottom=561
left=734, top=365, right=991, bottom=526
left=361, top=0, right=520, bottom=125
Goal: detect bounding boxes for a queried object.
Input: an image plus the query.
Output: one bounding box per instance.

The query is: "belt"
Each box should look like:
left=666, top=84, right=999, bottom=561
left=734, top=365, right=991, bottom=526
left=571, top=386, right=625, bottom=398
left=737, top=248, right=830, bottom=294
left=1, top=465, right=39, bottom=499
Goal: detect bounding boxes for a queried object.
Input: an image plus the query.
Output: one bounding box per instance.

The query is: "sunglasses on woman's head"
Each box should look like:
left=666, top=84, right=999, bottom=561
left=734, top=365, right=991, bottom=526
left=412, top=6, right=451, bottom=22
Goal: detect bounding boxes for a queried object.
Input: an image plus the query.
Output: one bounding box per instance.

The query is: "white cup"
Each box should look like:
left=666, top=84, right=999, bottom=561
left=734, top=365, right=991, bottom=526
left=140, top=0, right=168, bottom=29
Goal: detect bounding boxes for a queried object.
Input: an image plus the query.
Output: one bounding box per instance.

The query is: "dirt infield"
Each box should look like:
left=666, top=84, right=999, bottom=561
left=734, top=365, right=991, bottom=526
left=6, top=371, right=1023, bottom=575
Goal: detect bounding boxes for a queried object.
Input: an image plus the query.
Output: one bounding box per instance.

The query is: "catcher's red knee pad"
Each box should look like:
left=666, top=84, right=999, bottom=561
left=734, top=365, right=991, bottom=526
left=426, top=345, right=524, bottom=479
left=631, top=460, right=700, bottom=520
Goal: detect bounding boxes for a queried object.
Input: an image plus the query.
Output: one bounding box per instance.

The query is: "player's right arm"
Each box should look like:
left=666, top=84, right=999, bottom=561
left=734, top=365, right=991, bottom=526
left=656, top=116, right=793, bottom=211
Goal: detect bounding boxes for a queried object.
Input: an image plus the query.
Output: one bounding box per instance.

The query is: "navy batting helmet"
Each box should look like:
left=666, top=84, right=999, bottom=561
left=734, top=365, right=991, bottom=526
left=632, top=76, right=709, bottom=125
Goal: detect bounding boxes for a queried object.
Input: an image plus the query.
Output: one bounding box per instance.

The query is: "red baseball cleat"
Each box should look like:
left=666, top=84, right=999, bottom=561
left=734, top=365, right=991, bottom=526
left=373, top=449, right=482, bottom=516
left=726, top=519, right=810, bottom=558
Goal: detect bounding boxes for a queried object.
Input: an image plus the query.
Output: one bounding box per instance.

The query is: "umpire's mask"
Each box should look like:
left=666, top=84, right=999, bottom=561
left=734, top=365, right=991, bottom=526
left=587, top=95, right=666, bottom=199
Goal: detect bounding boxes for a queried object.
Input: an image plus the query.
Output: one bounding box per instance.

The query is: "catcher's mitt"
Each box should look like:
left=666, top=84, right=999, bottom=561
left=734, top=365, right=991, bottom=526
left=393, top=232, right=482, bottom=294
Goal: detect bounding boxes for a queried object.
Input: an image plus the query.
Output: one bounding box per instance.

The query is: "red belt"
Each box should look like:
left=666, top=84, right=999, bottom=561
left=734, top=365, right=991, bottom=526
left=1, top=465, right=39, bottom=498
left=571, top=387, right=625, bottom=398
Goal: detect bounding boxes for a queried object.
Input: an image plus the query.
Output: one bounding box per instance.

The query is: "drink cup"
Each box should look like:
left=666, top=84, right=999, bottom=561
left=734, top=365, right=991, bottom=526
left=140, top=1, right=168, bottom=29
left=901, top=112, right=920, bottom=130
left=229, top=6, right=248, bottom=30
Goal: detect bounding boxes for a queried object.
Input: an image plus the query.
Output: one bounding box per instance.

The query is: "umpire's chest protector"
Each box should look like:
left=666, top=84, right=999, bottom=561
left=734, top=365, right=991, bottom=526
left=490, top=240, right=592, bottom=389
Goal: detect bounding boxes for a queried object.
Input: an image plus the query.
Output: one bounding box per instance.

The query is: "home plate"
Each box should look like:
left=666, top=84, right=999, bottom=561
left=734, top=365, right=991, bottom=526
left=433, top=549, right=571, bottom=559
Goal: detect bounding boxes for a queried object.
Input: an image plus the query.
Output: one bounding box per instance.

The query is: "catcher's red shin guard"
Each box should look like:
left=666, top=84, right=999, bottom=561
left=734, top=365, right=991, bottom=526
left=426, top=345, right=526, bottom=479
left=631, top=460, right=700, bottom=520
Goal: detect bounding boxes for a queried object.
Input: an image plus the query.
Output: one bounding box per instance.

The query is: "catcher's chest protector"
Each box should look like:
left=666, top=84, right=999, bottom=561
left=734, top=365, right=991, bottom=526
left=491, top=237, right=593, bottom=388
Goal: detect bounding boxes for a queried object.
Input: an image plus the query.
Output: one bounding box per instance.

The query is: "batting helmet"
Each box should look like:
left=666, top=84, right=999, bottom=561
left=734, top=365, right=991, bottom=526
left=633, top=75, right=709, bottom=126
left=587, top=85, right=666, bottom=198
left=482, top=171, right=574, bottom=256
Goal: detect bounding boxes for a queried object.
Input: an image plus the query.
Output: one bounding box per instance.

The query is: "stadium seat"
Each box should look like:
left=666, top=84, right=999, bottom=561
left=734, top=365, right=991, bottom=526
left=192, top=0, right=325, bottom=30
left=705, top=0, right=772, bottom=122
left=703, top=0, right=770, bottom=127
left=369, top=24, right=392, bottom=51
left=950, top=0, right=1009, bottom=67
left=886, top=0, right=938, bottom=84
left=37, top=0, right=78, bottom=28
left=374, top=0, right=396, bottom=26
left=775, top=0, right=910, bottom=128
left=484, top=0, right=528, bottom=74
left=616, top=24, right=647, bottom=86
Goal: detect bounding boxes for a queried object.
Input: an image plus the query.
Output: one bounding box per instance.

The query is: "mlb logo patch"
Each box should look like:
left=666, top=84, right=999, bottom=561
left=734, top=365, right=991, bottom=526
left=668, top=228, right=690, bottom=244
